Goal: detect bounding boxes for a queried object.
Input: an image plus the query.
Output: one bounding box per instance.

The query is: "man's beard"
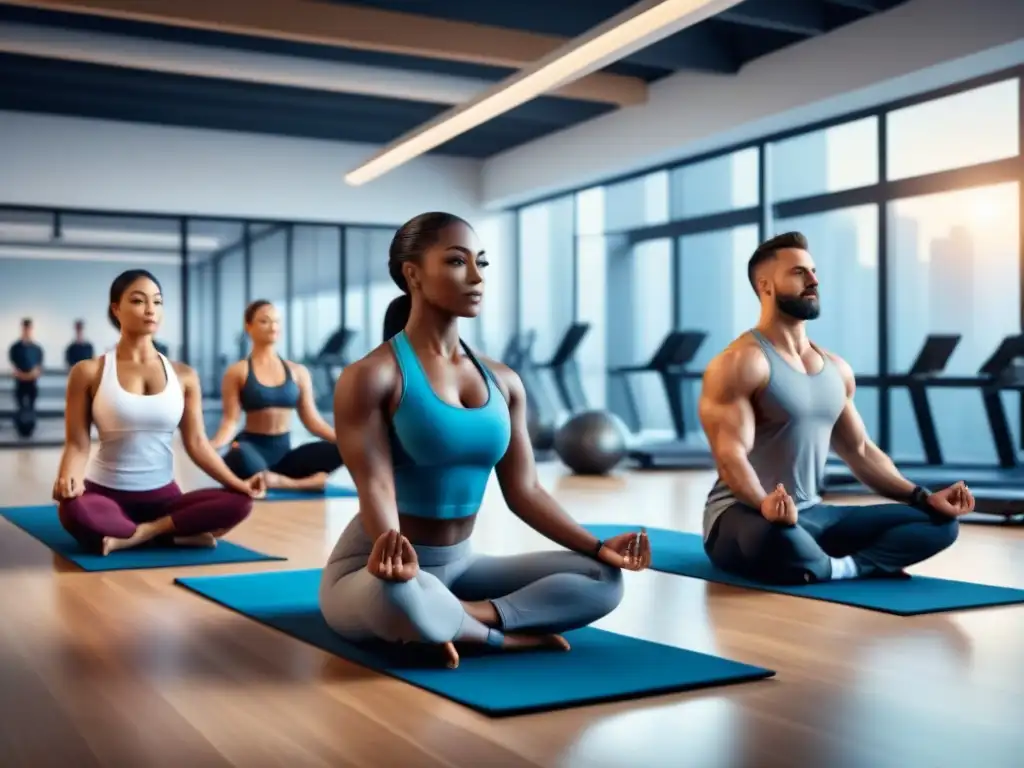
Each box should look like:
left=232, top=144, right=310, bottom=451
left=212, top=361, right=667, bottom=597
left=776, top=292, right=820, bottom=320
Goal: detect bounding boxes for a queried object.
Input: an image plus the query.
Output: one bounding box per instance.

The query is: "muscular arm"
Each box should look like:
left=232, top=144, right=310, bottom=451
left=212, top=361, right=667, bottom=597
left=490, top=361, right=602, bottom=555
left=698, top=346, right=772, bottom=509
left=333, top=355, right=401, bottom=542
left=828, top=354, right=915, bottom=501
left=175, top=364, right=250, bottom=493
left=294, top=364, right=336, bottom=442
left=56, top=361, right=96, bottom=480
left=209, top=363, right=243, bottom=450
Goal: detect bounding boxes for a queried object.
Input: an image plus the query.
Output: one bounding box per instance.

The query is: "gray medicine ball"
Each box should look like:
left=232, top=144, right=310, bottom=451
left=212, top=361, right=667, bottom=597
left=553, top=410, right=628, bottom=475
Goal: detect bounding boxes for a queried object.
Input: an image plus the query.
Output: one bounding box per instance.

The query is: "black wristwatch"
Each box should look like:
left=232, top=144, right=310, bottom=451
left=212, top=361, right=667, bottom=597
left=908, top=485, right=932, bottom=511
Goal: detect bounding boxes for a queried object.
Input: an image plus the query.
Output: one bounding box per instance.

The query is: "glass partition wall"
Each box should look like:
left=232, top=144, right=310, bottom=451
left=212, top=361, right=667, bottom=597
left=0, top=210, right=399, bottom=403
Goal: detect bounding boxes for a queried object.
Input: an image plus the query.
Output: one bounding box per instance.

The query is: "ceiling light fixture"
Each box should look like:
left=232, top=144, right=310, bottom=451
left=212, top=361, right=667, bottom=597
left=344, top=0, right=742, bottom=186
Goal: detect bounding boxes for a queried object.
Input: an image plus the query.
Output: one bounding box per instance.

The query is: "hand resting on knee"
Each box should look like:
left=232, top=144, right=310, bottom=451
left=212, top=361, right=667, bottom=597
left=362, top=530, right=465, bottom=667
left=367, top=529, right=419, bottom=582
left=761, top=484, right=799, bottom=526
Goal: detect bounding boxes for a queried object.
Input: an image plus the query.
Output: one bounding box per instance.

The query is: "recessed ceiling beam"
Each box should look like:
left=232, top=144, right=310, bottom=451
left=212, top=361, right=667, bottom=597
left=3, top=0, right=649, bottom=106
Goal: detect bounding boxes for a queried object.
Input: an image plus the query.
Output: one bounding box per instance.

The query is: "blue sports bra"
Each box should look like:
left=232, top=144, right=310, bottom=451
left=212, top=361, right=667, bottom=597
left=239, top=355, right=301, bottom=413
left=388, top=331, right=511, bottom=520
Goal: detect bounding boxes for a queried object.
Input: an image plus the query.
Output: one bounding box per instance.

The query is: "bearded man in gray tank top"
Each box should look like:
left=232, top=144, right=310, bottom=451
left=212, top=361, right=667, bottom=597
left=699, top=232, right=972, bottom=585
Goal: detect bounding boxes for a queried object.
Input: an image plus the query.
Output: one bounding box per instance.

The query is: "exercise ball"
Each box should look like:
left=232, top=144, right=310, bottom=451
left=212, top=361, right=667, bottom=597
left=554, top=410, right=628, bottom=475
left=13, top=406, right=36, bottom=438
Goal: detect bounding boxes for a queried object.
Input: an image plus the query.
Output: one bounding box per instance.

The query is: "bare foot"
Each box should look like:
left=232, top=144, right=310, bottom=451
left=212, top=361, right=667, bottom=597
left=501, top=633, right=571, bottom=652
left=173, top=533, right=217, bottom=549
left=441, top=641, right=459, bottom=669
left=101, top=524, right=154, bottom=555
left=265, top=471, right=329, bottom=491
left=461, top=599, right=500, bottom=627
left=101, top=519, right=174, bottom=556
left=102, top=535, right=131, bottom=556
left=435, top=634, right=567, bottom=670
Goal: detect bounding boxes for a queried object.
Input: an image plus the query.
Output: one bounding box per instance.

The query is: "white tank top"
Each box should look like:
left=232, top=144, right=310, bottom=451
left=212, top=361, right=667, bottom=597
left=86, top=352, right=185, bottom=491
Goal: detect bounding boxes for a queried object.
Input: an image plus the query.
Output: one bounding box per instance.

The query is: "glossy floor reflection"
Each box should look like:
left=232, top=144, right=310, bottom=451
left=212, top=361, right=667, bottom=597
left=1, top=440, right=1023, bottom=767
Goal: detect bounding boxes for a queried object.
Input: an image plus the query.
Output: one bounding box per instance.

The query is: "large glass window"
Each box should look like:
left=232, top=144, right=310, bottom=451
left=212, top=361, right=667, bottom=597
left=677, top=225, right=760, bottom=438
left=186, top=219, right=242, bottom=391
left=576, top=186, right=604, bottom=237
left=601, top=171, right=669, bottom=233
left=575, top=188, right=608, bottom=407
left=886, top=182, right=1021, bottom=464
left=343, top=227, right=394, bottom=360
left=249, top=225, right=289, bottom=355
left=366, top=228, right=404, bottom=356
left=216, top=246, right=246, bottom=381
left=678, top=225, right=761, bottom=369
left=513, top=70, right=1023, bottom=458
left=517, top=196, right=575, bottom=363
left=472, top=212, right=516, bottom=358
left=670, top=147, right=759, bottom=219
left=770, top=206, right=880, bottom=373
left=771, top=206, right=880, bottom=439
left=186, top=258, right=216, bottom=391
left=886, top=79, right=1020, bottom=181
left=606, top=238, right=674, bottom=435
left=291, top=225, right=342, bottom=362
left=768, top=117, right=878, bottom=201
left=575, top=233, right=613, bottom=409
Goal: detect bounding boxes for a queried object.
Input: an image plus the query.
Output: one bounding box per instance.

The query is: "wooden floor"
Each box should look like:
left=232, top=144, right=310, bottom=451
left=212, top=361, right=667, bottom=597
left=2, top=441, right=1024, bottom=768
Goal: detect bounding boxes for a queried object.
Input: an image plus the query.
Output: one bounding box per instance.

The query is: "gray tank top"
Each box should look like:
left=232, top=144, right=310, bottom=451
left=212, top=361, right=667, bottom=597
left=702, top=330, right=847, bottom=540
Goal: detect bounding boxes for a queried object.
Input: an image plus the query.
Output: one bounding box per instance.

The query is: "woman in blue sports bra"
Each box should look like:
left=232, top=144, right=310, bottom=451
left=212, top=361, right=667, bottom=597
left=210, top=300, right=343, bottom=492
left=318, top=212, right=652, bottom=668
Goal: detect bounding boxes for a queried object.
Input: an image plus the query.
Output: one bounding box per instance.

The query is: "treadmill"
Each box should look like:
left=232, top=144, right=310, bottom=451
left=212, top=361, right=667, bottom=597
left=536, top=322, right=591, bottom=414
left=611, top=331, right=698, bottom=433
left=504, top=330, right=563, bottom=456
left=502, top=330, right=557, bottom=429
left=612, top=330, right=716, bottom=470
left=824, top=333, right=962, bottom=478
left=498, top=332, right=527, bottom=371
left=826, top=333, right=1024, bottom=518
left=308, top=328, right=355, bottom=410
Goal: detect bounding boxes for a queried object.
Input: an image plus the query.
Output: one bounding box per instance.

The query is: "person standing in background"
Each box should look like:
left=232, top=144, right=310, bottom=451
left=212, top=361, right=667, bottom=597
left=8, top=318, right=44, bottom=413
left=65, top=320, right=95, bottom=368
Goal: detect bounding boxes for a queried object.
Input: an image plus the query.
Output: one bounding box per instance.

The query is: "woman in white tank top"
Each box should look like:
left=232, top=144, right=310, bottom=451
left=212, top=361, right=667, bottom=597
left=51, top=269, right=265, bottom=556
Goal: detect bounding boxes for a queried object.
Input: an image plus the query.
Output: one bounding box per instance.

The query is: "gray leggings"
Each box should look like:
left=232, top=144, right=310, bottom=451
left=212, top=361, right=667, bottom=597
left=318, top=516, right=624, bottom=646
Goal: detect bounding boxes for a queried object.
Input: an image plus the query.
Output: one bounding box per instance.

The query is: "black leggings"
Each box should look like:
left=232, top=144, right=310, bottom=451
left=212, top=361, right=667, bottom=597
left=223, top=431, right=343, bottom=480
left=14, top=380, right=37, bottom=410
left=704, top=502, right=960, bottom=584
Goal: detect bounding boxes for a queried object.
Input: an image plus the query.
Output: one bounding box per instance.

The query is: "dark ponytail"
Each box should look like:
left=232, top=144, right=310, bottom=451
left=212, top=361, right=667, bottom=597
left=382, top=295, right=411, bottom=341
left=383, top=211, right=469, bottom=339
left=108, top=269, right=162, bottom=330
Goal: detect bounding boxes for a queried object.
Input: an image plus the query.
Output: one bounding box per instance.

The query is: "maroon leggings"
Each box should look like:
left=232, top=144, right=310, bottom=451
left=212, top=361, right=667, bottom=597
left=58, top=480, right=253, bottom=552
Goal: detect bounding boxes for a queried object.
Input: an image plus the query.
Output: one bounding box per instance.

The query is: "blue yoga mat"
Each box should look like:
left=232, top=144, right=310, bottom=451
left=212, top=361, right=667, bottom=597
left=0, top=504, right=285, bottom=572
left=585, top=524, right=1024, bottom=616
left=175, top=568, right=775, bottom=716
left=262, top=485, right=358, bottom=502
